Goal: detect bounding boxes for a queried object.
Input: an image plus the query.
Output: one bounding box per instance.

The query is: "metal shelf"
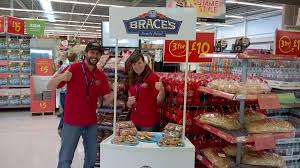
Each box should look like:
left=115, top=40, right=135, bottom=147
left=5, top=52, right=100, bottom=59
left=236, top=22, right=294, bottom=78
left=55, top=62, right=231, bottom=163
left=0, top=105, right=30, bottom=109
left=0, top=85, right=30, bottom=88
left=195, top=120, right=294, bottom=143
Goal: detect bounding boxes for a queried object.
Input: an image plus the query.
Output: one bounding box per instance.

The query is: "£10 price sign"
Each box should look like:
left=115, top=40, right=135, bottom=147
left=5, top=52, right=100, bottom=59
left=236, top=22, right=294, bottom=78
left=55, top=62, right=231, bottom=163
left=7, top=16, right=24, bottom=35
left=164, top=32, right=214, bottom=63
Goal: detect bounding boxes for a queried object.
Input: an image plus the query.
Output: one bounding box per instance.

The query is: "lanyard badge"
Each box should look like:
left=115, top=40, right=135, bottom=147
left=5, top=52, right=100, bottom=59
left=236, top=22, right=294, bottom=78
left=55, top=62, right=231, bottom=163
left=81, top=62, right=96, bottom=104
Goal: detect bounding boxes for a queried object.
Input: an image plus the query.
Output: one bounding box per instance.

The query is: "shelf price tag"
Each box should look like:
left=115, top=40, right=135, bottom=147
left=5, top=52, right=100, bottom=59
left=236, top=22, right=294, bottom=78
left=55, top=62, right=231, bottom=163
left=277, top=93, right=297, bottom=104
left=257, top=94, right=280, bottom=109
left=7, top=16, right=24, bottom=35
left=0, top=16, right=4, bottom=33
left=164, top=32, right=214, bottom=63
left=253, top=134, right=275, bottom=150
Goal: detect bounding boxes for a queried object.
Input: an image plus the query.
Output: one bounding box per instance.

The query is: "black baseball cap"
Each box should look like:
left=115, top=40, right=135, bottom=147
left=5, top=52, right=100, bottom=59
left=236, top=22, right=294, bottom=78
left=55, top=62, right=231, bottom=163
left=85, top=42, right=103, bottom=53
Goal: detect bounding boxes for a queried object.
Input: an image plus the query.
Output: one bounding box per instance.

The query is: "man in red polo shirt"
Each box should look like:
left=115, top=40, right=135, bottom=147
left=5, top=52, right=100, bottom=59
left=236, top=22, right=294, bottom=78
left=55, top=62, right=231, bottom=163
left=47, top=42, right=112, bottom=168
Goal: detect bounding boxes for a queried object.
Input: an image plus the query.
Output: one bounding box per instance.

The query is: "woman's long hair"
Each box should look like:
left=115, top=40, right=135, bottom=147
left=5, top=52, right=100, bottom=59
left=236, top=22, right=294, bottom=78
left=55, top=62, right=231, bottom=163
left=128, top=50, right=152, bottom=85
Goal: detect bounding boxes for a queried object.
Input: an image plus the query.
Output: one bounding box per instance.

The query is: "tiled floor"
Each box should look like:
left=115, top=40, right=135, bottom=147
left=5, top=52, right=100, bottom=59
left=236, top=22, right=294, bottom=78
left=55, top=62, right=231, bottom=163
left=0, top=111, right=85, bottom=168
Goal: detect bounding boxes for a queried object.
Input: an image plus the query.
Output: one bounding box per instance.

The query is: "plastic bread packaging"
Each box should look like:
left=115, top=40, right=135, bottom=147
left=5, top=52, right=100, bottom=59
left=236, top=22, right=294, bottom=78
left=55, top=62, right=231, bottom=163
left=246, top=118, right=295, bottom=133
left=202, top=148, right=235, bottom=168
left=198, top=113, right=241, bottom=130
left=164, top=123, right=183, bottom=132
left=222, top=145, right=285, bottom=167
left=157, top=137, right=183, bottom=147
left=118, top=127, right=138, bottom=136
left=116, top=121, right=135, bottom=129
left=242, top=151, right=285, bottom=167
left=111, top=135, right=138, bottom=146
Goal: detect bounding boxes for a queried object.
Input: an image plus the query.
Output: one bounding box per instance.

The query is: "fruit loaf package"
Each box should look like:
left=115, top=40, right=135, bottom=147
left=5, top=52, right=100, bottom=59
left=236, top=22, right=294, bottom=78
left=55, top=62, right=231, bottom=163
left=7, top=38, right=20, bottom=49
left=8, top=75, right=20, bottom=85
left=0, top=65, right=8, bottom=73
left=20, top=50, right=30, bottom=61
left=0, top=38, right=6, bottom=49
left=0, top=78, right=7, bottom=86
left=20, top=39, right=30, bottom=50
left=0, top=89, right=8, bottom=106
left=8, top=50, right=20, bottom=61
left=20, top=88, right=30, bottom=105
left=7, top=89, right=21, bottom=106
left=20, top=62, right=31, bottom=73
left=20, top=75, right=30, bottom=85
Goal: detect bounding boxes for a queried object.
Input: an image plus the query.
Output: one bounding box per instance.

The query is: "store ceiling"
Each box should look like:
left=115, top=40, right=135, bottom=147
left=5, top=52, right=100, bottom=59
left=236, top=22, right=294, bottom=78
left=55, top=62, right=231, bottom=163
left=0, top=0, right=285, bottom=38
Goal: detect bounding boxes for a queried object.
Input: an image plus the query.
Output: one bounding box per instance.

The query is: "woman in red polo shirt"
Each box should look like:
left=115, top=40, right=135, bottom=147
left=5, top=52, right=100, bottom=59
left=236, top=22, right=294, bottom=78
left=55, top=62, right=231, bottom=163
left=127, top=50, right=165, bottom=131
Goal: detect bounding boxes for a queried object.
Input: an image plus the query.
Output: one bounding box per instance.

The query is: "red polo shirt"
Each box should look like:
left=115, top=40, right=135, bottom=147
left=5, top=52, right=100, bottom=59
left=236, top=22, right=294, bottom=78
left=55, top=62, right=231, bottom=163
left=129, top=72, right=160, bottom=128
left=58, top=62, right=110, bottom=126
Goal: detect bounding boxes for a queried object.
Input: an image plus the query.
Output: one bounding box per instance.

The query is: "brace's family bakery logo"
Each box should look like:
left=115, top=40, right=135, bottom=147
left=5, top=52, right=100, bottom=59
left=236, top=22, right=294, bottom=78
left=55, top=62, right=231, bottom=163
left=123, top=10, right=182, bottom=37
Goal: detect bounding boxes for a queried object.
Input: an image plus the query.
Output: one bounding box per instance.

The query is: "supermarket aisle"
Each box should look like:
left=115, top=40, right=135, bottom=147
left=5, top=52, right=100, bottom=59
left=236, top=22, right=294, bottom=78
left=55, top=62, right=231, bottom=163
left=0, top=111, right=85, bottom=168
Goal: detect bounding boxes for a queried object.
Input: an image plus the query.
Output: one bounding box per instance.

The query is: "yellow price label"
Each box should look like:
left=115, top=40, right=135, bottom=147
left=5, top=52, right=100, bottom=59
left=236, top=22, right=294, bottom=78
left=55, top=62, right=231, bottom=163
left=172, top=42, right=185, bottom=51
left=12, top=21, right=21, bottom=32
left=191, top=42, right=211, bottom=55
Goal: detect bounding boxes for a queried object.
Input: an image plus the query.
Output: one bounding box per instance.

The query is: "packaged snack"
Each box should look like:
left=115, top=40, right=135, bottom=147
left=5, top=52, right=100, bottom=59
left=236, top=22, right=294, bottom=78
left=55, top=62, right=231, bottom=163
left=20, top=95, right=30, bottom=105
left=20, top=62, right=31, bottom=73
left=118, top=127, right=137, bottom=136
left=0, top=96, right=9, bottom=106
left=20, top=50, right=30, bottom=61
left=20, top=75, right=30, bottom=85
left=8, top=75, right=20, bottom=85
left=157, top=137, right=183, bottom=147
left=9, top=62, right=20, bottom=73
left=246, top=118, right=295, bottom=133
left=0, top=65, right=8, bottom=73
left=202, top=148, right=235, bottom=168
left=8, top=95, right=21, bottom=106
left=198, top=113, right=241, bottom=130
left=0, top=38, right=6, bottom=49
left=116, top=121, right=135, bottom=129
left=242, top=151, right=285, bottom=167
left=7, top=38, right=20, bottom=49
left=137, top=132, right=153, bottom=141
left=0, top=50, right=7, bottom=60
left=8, top=50, right=20, bottom=61
left=20, top=39, right=30, bottom=50
left=111, top=135, right=138, bottom=145
left=163, top=123, right=183, bottom=138
left=0, top=78, right=7, bottom=86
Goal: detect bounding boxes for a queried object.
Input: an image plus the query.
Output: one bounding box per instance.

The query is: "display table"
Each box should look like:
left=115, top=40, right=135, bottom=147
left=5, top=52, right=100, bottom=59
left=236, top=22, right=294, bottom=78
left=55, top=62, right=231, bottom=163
left=100, top=134, right=195, bottom=168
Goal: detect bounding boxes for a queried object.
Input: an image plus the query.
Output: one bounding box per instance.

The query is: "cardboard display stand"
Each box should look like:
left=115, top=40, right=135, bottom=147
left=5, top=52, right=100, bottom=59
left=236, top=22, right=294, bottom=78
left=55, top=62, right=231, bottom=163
left=100, top=7, right=196, bottom=168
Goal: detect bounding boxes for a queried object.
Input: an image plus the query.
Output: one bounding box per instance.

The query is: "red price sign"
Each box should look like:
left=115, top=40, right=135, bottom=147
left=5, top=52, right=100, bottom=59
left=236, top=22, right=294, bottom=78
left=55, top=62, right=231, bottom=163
left=35, top=58, right=53, bottom=76
left=7, top=16, right=24, bottom=35
left=275, top=30, right=300, bottom=56
left=39, top=102, right=47, bottom=109
left=0, top=16, right=4, bottom=33
left=164, top=32, right=214, bottom=63
left=257, top=94, right=281, bottom=110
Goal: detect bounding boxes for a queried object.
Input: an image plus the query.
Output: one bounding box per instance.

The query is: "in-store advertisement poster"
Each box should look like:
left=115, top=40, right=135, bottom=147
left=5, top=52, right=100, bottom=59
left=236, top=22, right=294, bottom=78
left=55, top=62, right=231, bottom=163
left=164, top=32, right=214, bottom=63
left=166, top=0, right=226, bottom=23
left=6, top=16, right=24, bottom=35
left=275, top=30, right=300, bottom=56
left=0, top=16, right=4, bottom=33
left=109, top=7, right=196, bottom=40
left=25, top=19, right=45, bottom=37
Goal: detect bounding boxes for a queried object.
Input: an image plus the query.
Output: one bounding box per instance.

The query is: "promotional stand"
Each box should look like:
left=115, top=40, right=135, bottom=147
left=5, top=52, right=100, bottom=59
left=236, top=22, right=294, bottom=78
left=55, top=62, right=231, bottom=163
left=100, top=7, right=197, bottom=168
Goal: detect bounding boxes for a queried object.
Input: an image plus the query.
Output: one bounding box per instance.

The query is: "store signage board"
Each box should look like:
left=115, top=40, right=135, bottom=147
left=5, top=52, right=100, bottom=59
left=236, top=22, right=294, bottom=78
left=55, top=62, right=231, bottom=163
left=25, top=19, right=45, bottom=36
left=275, top=30, right=300, bottom=56
left=166, top=0, right=226, bottom=23
left=35, top=58, right=54, bottom=76
left=7, top=16, right=25, bottom=35
left=0, top=16, right=4, bottom=33
left=109, top=7, right=196, bottom=40
left=257, top=94, right=281, bottom=109
left=164, top=32, right=214, bottom=63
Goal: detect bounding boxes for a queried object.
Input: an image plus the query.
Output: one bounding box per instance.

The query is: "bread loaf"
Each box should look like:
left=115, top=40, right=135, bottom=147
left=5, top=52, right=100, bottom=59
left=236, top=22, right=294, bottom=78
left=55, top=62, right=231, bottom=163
left=199, top=113, right=241, bottom=130
left=202, top=148, right=235, bottom=168
left=246, top=118, right=295, bottom=133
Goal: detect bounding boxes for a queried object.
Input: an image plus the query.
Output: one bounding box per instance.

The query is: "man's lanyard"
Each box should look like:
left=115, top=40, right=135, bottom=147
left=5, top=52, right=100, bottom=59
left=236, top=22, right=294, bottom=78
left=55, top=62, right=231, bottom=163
left=80, top=61, right=96, bottom=103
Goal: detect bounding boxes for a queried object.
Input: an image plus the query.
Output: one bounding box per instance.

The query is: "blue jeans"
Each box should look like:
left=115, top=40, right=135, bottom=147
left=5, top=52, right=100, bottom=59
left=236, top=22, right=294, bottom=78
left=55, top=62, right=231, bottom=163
left=58, top=123, right=97, bottom=168
left=58, top=92, right=66, bottom=130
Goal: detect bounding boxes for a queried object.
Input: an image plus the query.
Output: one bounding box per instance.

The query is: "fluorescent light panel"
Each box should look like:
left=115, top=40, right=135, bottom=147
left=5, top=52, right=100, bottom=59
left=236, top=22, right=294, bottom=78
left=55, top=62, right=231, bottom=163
left=52, top=23, right=101, bottom=29
left=22, top=18, right=101, bottom=25
left=226, top=0, right=283, bottom=10
left=0, top=8, right=108, bottom=18
left=225, top=15, right=243, bottom=19
left=50, top=0, right=125, bottom=8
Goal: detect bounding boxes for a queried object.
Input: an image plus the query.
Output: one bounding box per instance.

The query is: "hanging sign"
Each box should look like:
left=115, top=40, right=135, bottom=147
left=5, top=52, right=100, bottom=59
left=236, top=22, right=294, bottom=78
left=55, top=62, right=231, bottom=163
left=166, top=0, right=226, bottom=23
left=275, top=30, right=300, bottom=56
left=109, top=7, right=196, bottom=40
left=0, top=16, right=4, bottom=33
left=25, top=19, right=45, bottom=36
left=164, top=32, right=214, bottom=62
left=7, top=16, right=25, bottom=35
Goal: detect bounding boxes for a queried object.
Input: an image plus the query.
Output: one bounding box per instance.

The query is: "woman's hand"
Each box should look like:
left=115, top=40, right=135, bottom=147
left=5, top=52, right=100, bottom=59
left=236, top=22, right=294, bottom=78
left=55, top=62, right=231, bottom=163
left=127, top=96, right=136, bottom=108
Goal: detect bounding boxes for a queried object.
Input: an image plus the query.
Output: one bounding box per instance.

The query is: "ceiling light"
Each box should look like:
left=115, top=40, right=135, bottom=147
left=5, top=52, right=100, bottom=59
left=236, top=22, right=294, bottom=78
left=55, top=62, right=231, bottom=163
left=38, top=0, right=55, bottom=22
left=22, top=18, right=101, bottom=25
left=0, top=8, right=108, bottom=18
left=45, top=29, right=101, bottom=34
left=225, top=15, right=243, bottom=19
left=50, top=0, right=125, bottom=8
left=226, top=0, right=283, bottom=10
left=52, top=23, right=100, bottom=29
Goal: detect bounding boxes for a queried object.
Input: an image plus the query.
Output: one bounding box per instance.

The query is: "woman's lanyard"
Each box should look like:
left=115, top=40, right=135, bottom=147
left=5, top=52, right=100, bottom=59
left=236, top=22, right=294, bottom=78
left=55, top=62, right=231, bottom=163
left=81, top=61, right=96, bottom=104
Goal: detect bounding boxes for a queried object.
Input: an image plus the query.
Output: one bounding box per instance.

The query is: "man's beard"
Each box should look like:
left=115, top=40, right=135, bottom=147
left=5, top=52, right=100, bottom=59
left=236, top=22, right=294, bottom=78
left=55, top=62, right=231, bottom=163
left=87, top=57, right=99, bottom=66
